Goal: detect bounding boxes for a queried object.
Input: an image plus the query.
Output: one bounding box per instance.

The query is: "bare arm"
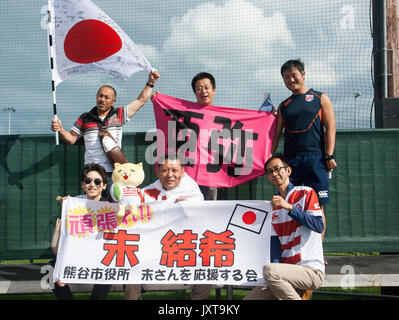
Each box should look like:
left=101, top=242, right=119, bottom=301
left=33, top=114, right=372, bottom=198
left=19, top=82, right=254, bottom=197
left=321, top=93, right=337, bottom=171
left=51, top=118, right=80, bottom=145
left=127, top=70, right=160, bottom=119
left=270, top=107, right=284, bottom=155
left=56, top=195, right=70, bottom=205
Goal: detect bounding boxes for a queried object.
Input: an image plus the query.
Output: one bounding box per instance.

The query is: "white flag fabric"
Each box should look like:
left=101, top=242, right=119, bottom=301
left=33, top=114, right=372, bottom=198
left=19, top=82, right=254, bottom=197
left=48, top=0, right=153, bottom=87
left=53, top=197, right=272, bottom=286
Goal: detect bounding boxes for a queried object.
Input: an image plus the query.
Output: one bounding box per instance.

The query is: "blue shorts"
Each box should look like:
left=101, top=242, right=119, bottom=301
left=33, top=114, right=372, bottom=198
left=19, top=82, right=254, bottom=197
left=285, top=153, right=330, bottom=205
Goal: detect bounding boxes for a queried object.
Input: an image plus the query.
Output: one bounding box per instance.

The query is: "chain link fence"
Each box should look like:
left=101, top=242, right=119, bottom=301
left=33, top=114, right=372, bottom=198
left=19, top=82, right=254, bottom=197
left=0, top=0, right=374, bottom=135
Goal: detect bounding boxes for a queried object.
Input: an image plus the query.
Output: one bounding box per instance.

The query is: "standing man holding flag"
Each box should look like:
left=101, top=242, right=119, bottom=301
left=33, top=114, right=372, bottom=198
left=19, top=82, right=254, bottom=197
left=51, top=70, right=159, bottom=200
left=48, top=0, right=160, bottom=200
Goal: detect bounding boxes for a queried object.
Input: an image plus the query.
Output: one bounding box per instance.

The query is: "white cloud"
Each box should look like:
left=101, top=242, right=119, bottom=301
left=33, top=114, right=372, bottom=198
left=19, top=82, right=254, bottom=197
left=254, top=65, right=282, bottom=88
left=255, top=58, right=339, bottom=88
left=161, top=0, right=294, bottom=71
left=254, top=59, right=338, bottom=104
left=305, top=60, right=338, bottom=88
left=136, top=44, right=159, bottom=66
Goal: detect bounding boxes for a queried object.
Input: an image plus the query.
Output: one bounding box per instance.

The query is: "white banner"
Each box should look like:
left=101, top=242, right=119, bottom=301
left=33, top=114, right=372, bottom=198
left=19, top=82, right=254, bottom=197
left=54, top=197, right=271, bottom=286
left=48, top=0, right=153, bottom=87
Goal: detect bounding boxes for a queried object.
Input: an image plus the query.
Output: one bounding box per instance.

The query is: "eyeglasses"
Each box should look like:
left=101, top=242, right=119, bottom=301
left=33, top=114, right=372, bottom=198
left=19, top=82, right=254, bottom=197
left=83, top=177, right=103, bottom=186
left=266, top=166, right=287, bottom=176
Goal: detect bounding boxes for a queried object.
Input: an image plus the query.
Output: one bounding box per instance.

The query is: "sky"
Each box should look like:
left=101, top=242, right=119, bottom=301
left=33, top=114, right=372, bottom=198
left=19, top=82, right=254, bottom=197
left=0, top=0, right=374, bottom=135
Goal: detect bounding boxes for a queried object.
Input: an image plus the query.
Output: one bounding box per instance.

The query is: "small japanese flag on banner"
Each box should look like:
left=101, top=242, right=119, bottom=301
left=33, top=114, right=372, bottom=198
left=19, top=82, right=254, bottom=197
left=48, top=0, right=154, bottom=87
left=227, top=204, right=269, bottom=234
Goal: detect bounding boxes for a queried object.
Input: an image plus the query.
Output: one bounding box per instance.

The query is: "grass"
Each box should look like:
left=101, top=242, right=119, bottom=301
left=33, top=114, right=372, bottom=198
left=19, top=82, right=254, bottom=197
left=0, top=259, right=53, bottom=264
left=0, top=289, right=233, bottom=301
left=0, top=254, right=395, bottom=300
left=0, top=287, right=387, bottom=301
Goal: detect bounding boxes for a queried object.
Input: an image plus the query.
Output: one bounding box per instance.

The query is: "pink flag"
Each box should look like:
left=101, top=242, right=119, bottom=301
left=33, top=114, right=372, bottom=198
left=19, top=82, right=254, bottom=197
left=151, top=93, right=277, bottom=188
left=48, top=0, right=153, bottom=87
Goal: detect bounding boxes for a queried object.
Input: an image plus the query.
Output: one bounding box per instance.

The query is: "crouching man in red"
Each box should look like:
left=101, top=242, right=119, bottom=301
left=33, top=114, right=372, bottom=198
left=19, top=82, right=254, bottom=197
left=124, top=154, right=213, bottom=300
left=244, top=155, right=325, bottom=300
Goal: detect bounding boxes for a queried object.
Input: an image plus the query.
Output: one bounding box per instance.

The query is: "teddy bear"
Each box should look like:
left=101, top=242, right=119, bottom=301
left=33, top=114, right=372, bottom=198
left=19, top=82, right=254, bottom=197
left=110, top=162, right=149, bottom=224
left=110, top=162, right=144, bottom=205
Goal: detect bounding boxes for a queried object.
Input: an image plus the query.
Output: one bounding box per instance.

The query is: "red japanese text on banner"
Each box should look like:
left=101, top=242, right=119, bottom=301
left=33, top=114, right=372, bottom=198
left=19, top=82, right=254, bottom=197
left=54, top=197, right=272, bottom=286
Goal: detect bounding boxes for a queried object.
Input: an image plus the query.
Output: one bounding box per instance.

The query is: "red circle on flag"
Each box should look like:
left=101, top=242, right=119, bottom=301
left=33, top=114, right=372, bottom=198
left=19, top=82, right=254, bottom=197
left=64, top=19, right=122, bottom=64
left=242, top=211, right=256, bottom=225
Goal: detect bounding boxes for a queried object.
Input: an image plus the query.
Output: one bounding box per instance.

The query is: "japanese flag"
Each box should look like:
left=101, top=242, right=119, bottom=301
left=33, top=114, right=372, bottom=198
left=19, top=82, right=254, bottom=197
left=48, top=0, right=154, bottom=87
left=227, top=204, right=269, bottom=234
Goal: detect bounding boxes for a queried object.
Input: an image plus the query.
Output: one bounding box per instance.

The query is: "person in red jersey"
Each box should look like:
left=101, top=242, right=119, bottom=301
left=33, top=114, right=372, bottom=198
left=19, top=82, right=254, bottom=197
left=244, top=155, right=324, bottom=300
left=125, top=154, right=212, bottom=300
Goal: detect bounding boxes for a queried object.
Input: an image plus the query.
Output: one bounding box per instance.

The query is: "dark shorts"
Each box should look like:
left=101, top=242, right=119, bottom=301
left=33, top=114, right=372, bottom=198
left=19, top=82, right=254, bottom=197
left=285, top=153, right=330, bottom=205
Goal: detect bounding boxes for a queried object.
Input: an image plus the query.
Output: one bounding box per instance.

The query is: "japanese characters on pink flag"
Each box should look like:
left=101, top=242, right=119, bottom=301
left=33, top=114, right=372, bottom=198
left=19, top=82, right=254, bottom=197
left=48, top=0, right=154, bottom=87
left=150, top=93, right=277, bottom=188
left=53, top=197, right=272, bottom=285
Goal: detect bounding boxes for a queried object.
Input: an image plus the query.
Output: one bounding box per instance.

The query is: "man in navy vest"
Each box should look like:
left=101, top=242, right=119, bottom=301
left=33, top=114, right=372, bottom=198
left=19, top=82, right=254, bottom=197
left=271, top=59, right=337, bottom=239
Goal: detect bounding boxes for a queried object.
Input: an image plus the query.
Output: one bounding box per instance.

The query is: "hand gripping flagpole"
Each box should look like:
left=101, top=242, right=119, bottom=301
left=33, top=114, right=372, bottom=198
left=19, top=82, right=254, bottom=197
left=47, top=5, right=59, bottom=145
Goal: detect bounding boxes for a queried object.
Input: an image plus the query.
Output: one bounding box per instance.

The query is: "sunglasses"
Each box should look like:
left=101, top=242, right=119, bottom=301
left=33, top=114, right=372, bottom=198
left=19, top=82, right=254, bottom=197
left=83, top=177, right=103, bottom=186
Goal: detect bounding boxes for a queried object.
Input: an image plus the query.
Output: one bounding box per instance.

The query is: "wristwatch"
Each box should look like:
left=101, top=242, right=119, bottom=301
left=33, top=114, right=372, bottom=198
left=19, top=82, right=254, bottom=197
left=324, top=154, right=334, bottom=161
left=146, top=82, right=154, bottom=88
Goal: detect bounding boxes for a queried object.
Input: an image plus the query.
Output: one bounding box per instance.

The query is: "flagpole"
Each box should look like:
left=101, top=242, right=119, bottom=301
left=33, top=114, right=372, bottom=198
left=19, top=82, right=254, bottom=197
left=47, top=4, right=59, bottom=145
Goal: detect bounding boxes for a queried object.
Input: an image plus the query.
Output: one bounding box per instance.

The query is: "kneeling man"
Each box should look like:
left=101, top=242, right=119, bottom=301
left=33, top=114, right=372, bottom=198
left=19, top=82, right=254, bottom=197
left=244, top=155, right=325, bottom=300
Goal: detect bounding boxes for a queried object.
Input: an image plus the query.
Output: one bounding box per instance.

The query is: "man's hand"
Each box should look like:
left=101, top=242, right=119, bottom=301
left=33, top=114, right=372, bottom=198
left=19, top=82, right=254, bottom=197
left=56, top=195, right=70, bottom=205
left=51, top=118, right=63, bottom=132
left=326, top=158, right=337, bottom=172
left=50, top=119, right=80, bottom=145
left=148, top=70, right=160, bottom=85
left=175, top=197, right=188, bottom=203
left=271, top=195, right=293, bottom=211
left=151, top=90, right=159, bottom=101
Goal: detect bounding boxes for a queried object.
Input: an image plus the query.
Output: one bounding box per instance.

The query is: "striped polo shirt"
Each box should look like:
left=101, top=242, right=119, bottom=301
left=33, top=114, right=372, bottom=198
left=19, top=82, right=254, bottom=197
left=271, top=184, right=325, bottom=273
left=71, top=105, right=130, bottom=172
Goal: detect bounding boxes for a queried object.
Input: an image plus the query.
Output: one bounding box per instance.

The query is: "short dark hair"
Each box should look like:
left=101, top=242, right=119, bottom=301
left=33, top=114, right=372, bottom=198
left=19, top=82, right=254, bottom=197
left=157, top=153, right=183, bottom=168
left=97, top=85, right=117, bottom=101
left=280, top=59, right=305, bottom=76
left=264, top=154, right=290, bottom=172
left=81, top=162, right=108, bottom=185
left=191, top=72, right=216, bottom=93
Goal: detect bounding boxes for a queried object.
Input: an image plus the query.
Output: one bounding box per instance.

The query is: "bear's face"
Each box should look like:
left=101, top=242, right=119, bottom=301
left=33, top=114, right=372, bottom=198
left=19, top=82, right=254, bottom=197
left=112, top=162, right=144, bottom=187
